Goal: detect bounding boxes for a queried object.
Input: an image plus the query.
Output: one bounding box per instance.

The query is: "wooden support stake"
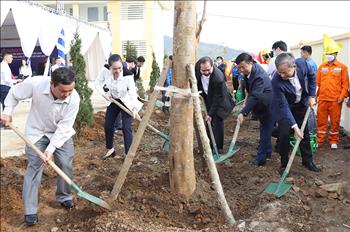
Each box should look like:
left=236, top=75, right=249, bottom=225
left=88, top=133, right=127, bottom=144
left=187, top=64, right=236, bottom=226
left=110, top=63, right=170, bottom=201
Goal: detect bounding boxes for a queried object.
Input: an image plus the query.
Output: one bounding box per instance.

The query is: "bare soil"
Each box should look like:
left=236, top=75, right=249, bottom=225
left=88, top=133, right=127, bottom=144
left=1, top=108, right=349, bottom=232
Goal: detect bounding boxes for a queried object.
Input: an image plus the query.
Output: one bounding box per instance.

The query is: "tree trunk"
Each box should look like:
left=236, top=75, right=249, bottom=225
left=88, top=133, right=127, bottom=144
left=169, top=1, right=196, bottom=197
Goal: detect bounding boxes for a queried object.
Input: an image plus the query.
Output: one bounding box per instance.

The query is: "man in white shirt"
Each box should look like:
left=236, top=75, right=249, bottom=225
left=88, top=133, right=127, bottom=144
left=1, top=51, right=14, bottom=110
left=1, top=67, right=80, bottom=226
left=51, top=57, right=64, bottom=73
left=267, top=40, right=288, bottom=79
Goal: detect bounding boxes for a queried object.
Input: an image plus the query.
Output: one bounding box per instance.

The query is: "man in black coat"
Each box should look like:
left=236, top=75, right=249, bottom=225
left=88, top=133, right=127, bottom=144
left=236, top=53, right=274, bottom=166
left=272, top=53, right=320, bottom=174
left=132, top=56, right=145, bottom=82
left=195, top=57, right=235, bottom=152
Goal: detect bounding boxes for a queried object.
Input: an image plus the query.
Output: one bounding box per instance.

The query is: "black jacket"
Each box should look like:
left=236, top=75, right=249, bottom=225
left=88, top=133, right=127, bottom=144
left=271, top=58, right=316, bottom=127
left=132, top=67, right=140, bottom=82
left=241, top=63, right=273, bottom=117
left=195, top=64, right=235, bottom=119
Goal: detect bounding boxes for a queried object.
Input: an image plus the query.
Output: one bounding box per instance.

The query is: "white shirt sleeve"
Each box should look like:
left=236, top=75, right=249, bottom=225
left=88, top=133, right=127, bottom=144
left=1, top=62, right=13, bottom=86
left=267, top=57, right=277, bottom=78
left=3, top=78, right=34, bottom=115
left=46, top=92, right=80, bottom=154
left=95, top=69, right=108, bottom=96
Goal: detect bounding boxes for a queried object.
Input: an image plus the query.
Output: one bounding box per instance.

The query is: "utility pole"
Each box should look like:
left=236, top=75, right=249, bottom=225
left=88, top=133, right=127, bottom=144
left=168, top=1, right=196, bottom=198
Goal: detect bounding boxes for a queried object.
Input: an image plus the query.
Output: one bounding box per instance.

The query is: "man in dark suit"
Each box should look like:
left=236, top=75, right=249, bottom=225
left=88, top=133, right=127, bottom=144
left=132, top=56, right=145, bottom=82
left=272, top=53, right=320, bottom=174
left=195, top=57, right=235, bottom=152
left=236, top=53, right=273, bottom=166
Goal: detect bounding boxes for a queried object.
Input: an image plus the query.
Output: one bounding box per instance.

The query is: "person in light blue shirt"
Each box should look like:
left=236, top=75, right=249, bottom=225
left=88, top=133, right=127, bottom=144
left=300, top=45, right=318, bottom=74
left=162, top=55, right=173, bottom=113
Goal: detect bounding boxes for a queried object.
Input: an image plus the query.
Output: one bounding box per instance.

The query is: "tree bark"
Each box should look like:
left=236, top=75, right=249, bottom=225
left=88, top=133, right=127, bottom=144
left=169, top=1, right=196, bottom=197
left=187, top=64, right=236, bottom=226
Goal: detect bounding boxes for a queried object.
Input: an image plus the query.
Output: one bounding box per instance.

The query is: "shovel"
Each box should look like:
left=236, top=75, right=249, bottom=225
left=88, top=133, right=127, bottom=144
left=8, top=123, right=111, bottom=210
left=200, top=100, right=221, bottom=158
left=109, top=98, right=170, bottom=152
left=215, top=121, right=241, bottom=163
left=265, top=106, right=311, bottom=197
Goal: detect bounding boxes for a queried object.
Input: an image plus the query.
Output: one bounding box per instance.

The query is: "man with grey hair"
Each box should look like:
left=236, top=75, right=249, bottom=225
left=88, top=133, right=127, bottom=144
left=271, top=53, right=320, bottom=175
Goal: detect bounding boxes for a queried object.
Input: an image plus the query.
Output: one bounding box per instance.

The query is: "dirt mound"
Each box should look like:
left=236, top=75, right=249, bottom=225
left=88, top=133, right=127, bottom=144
left=79, top=111, right=106, bottom=142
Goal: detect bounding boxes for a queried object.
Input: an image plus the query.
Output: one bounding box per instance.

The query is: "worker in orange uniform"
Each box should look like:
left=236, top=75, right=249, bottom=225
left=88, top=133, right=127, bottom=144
left=316, top=44, right=349, bottom=149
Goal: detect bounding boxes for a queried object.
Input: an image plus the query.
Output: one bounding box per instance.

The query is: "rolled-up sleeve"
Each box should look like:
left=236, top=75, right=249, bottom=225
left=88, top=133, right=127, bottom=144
left=3, top=78, right=34, bottom=115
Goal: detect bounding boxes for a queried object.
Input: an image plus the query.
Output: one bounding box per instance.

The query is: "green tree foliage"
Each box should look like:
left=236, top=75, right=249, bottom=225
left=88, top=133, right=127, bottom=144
left=149, top=52, right=160, bottom=92
left=69, top=32, right=93, bottom=134
left=125, top=40, right=138, bottom=58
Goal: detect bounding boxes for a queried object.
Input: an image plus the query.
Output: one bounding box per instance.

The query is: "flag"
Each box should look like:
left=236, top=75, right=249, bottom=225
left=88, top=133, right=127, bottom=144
left=322, top=34, right=342, bottom=62
left=57, top=28, right=66, bottom=65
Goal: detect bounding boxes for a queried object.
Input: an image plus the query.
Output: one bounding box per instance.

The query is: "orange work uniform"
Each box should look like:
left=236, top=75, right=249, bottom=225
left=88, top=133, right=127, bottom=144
left=316, top=60, right=349, bottom=145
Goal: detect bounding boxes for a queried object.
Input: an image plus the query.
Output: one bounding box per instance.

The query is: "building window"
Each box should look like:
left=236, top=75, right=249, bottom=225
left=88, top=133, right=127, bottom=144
left=87, top=7, right=99, bottom=22
left=122, top=40, right=147, bottom=57
left=103, top=6, right=108, bottom=21
left=69, top=8, right=73, bottom=16
left=121, top=1, right=144, bottom=20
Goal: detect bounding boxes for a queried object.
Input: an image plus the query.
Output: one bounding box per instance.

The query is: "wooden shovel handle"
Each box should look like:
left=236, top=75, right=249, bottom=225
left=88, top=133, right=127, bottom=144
left=9, top=123, right=73, bottom=185
left=231, top=121, right=240, bottom=147
left=284, top=106, right=312, bottom=174
left=200, top=98, right=219, bottom=154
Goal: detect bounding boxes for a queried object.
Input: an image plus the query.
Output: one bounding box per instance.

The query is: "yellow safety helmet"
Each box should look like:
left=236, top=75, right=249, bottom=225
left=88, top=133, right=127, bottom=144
left=261, top=48, right=269, bottom=55
left=325, top=42, right=341, bottom=54
left=323, top=34, right=342, bottom=54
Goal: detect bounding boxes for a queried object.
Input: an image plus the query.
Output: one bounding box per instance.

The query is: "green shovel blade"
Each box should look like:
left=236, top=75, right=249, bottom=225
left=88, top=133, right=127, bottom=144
left=71, top=182, right=111, bottom=210
left=264, top=171, right=292, bottom=197
left=214, top=147, right=240, bottom=164
left=162, top=140, right=169, bottom=152
left=265, top=181, right=292, bottom=198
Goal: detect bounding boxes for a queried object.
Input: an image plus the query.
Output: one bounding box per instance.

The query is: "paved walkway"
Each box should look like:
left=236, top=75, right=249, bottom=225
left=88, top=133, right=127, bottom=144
left=1, top=82, right=107, bottom=158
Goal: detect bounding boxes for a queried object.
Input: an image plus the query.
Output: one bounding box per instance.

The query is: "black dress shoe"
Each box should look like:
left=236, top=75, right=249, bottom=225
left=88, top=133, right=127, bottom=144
left=250, top=159, right=266, bottom=166
left=302, top=161, right=321, bottom=172
left=60, top=200, right=74, bottom=209
left=24, top=214, right=38, bottom=226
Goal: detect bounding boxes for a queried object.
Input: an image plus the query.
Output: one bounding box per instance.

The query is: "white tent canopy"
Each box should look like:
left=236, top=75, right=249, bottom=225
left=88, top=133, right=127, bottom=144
left=1, top=1, right=111, bottom=79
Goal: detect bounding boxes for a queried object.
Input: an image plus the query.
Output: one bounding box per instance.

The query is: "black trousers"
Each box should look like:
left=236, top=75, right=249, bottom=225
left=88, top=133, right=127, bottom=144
left=209, top=115, right=224, bottom=150
left=278, top=103, right=313, bottom=168
left=0, top=85, right=10, bottom=110
left=105, top=102, right=133, bottom=154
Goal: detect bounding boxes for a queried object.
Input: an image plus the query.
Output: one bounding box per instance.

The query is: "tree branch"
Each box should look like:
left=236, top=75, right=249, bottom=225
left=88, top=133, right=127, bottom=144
left=196, top=0, right=207, bottom=42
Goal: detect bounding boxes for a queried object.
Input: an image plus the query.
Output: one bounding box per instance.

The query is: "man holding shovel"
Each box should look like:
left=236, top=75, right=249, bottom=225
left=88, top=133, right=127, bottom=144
left=271, top=53, right=320, bottom=175
left=195, top=57, right=235, bottom=153
left=235, top=53, right=273, bottom=166
left=1, top=67, right=80, bottom=225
